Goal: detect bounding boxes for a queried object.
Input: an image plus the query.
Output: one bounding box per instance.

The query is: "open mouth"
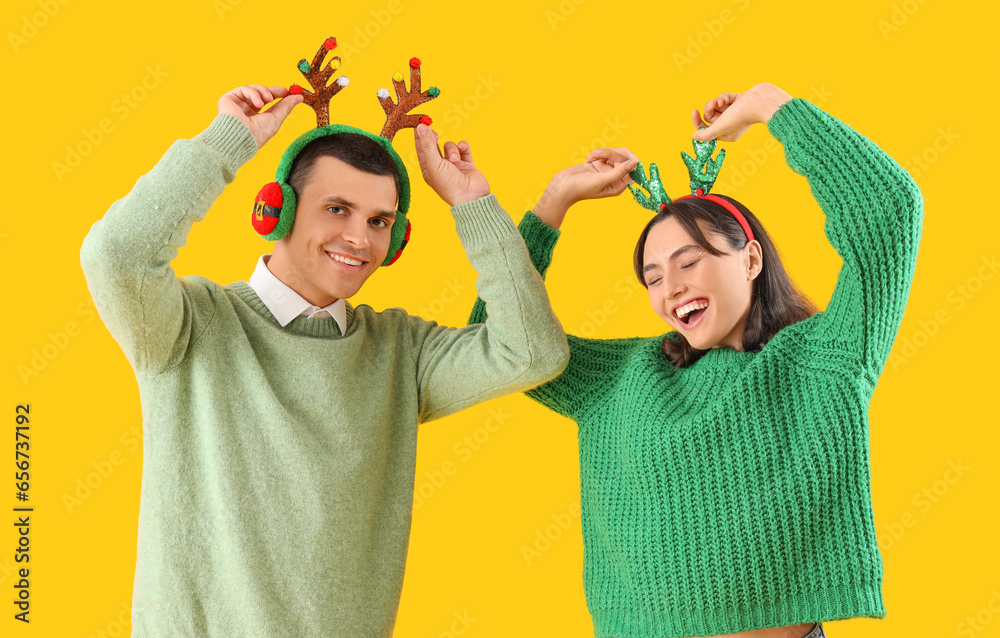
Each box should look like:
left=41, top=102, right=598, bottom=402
left=675, top=299, right=709, bottom=328
left=326, top=251, right=367, bottom=271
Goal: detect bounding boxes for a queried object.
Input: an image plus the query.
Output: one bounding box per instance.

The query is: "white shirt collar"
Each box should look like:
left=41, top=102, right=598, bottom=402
left=248, top=254, right=347, bottom=333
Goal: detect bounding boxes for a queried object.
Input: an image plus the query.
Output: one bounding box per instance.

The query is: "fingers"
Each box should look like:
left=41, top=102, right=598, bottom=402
left=414, top=123, right=443, bottom=177
left=592, top=157, right=638, bottom=198
left=704, top=93, right=735, bottom=122
left=457, top=140, right=474, bottom=165
left=242, top=86, right=268, bottom=109
left=692, top=108, right=710, bottom=129
left=608, top=157, right=638, bottom=181
left=692, top=124, right=717, bottom=142
left=224, top=85, right=282, bottom=112
left=442, top=140, right=460, bottom=163
left=586, top=146, right=634, bottom=165
left=266, top=91, right=302, bottom=123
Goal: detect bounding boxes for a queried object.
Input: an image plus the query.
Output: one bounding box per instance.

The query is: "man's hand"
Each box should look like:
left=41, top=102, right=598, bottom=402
left=218, top=85, right=303, bottom=151
left=413, top=123, right=490, bottom=207
left=532, top=148, right=638, bottom=230
left=692, top=82, right=793, bottom=143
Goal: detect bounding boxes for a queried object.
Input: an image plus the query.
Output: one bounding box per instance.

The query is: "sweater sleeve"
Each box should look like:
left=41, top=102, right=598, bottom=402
left=767, top=98, right=924, bottom=385
left=407, top=195, right=570, bottom=423
left=79, top=113, right=258, bottom=375
left=466, top=211, right=638, bottom=420
left=467, top=210, right=561, bottom=324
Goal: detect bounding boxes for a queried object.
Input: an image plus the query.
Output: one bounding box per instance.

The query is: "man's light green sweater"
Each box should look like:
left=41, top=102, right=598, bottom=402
left=79, top=113, right=569, bottom=637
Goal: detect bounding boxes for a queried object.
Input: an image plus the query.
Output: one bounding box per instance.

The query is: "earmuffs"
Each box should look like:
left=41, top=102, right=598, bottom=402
left=252, top=124, right=412, bottom=267
left=251, top=37, right=439, bottom=268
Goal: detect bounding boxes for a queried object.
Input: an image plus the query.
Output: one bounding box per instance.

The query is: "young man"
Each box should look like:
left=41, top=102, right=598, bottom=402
left=78, top=83, right=594, bottom=637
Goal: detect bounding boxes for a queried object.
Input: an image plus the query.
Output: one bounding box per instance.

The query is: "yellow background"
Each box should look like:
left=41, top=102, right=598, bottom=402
left=3, top=0, right=998, bottom=636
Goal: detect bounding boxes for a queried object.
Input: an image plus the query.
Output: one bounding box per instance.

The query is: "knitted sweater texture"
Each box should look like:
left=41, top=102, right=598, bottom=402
left=79, top=113, right=569, bottom=637
left=468, top=98, right=923, bottom=637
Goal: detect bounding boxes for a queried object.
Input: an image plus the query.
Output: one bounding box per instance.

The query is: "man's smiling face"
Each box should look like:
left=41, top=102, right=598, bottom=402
left=268, top=154, right=398, bottom=306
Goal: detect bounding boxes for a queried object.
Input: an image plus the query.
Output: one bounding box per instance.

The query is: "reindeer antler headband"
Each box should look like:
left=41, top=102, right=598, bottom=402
left=251, top=37, right=441, bottom=267
left=627, top=129, right=755, bottom=243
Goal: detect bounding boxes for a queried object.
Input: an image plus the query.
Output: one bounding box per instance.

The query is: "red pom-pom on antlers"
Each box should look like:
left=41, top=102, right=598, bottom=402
left=289, top=84, right=303, bottom=95
left=295, top=38, right=348, bottom=127
left=379, top=59, right=439, bottom=140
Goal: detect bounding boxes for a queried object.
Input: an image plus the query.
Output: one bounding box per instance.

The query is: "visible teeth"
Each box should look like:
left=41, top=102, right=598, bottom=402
left=328, top=252, right=363, bottom=266
left=675, top=300, right=709, bottom=318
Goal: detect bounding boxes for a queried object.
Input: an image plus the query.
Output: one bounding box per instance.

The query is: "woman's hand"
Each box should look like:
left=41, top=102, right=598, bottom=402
left=414, top=123, right=490, bottom=207
left=217, top=85, right=303, bottom=151
left=533, top=148, right=638, bottom=230
left=692, top=82, right=793, bottom=143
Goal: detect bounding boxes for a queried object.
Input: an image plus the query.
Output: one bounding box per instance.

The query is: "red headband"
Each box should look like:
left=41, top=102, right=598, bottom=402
left=665, top=188, right=755, bottom=243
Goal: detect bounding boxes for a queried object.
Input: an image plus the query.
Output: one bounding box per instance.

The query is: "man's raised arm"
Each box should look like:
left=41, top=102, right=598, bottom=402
left=406, top=124, right=570, bottom=422
left=79, top=85, right=300, bottom=374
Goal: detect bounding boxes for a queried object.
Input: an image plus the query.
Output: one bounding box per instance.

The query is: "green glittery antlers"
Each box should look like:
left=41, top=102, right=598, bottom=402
left=628, top=126, right=728, bottom=212
left=627, top=160, right=671, bottom=212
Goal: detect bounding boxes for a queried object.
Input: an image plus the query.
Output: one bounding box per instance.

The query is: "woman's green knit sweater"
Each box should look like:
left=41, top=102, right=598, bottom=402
left=468, top=98, right=924, bottom=637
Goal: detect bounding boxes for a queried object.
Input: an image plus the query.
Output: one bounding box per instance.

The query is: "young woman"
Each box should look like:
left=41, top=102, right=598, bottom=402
left=465, top=83, right=923, bottom=638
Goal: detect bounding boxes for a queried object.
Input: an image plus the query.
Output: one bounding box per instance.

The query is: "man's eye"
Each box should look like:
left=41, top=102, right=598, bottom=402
left=372, top=218, right=390, bottom=229
left=327, top=206, right=345, bottom=215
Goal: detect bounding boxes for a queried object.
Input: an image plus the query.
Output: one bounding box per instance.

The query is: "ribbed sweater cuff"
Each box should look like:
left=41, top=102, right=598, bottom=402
left=766, top=97, right=817, bottom=145
left=518, top=210, right=561, bottom=277
left=192, top=113, right=258, bottom=173
left=450, top=193, right=519, bottom=245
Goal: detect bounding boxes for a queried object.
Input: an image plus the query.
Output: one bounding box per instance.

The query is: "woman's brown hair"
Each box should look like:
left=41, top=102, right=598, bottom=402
left=632, top=194, right=818, bottom=369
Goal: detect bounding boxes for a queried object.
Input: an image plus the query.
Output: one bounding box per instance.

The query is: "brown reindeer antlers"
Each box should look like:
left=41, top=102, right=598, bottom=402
left=289, top=37, right=348, bottom=128
left=377, top=58, right=440, bottom=141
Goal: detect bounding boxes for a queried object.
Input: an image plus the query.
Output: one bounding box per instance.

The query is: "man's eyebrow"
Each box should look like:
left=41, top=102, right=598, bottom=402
left=320, top=195, right=397, bottom=220
left=321, top=195, right=357, bottom=208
